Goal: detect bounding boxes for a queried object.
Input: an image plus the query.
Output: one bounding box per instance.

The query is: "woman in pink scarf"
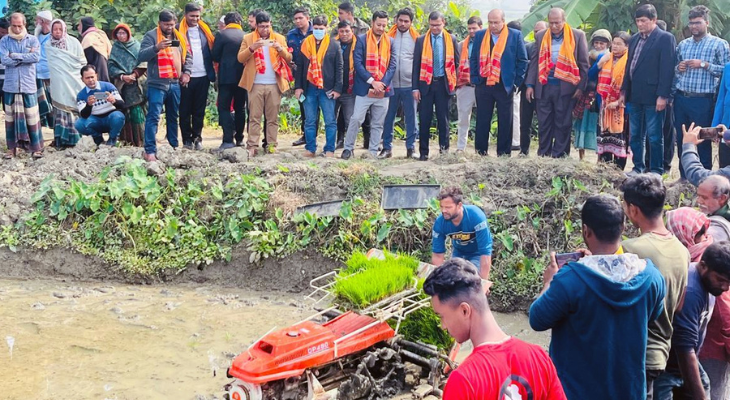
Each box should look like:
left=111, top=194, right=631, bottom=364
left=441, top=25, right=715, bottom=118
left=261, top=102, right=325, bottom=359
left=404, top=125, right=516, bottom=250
left=666, top=207, right=713, bottom=262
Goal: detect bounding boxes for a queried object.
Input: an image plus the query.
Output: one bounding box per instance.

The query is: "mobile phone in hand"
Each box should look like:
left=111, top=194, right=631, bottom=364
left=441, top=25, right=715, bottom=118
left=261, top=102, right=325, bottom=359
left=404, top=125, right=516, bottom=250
left=698, top=126, right=723, bottom=140
left=170, top=39, right=181, bottom=47
left=555, top=252, right=582, bottom=268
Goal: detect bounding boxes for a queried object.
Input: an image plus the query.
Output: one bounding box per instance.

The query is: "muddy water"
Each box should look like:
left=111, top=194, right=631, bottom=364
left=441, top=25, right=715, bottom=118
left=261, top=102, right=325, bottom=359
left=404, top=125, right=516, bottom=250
left=0, top=279, right=549, bottom=400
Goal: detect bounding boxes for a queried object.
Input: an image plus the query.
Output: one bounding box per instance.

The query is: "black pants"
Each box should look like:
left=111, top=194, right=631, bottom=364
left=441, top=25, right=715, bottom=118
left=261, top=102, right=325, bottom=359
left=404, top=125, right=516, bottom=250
left=180, top=76, right=210, bottom=144
left=520, top=88, right=536, bottom=155
left=475, top=84, right=514, bottom=156
left=536, top=84, right=575, bottom=158
left=419, top=79, right=450, bottom=156
left=218, top=84, right=247, bottom=144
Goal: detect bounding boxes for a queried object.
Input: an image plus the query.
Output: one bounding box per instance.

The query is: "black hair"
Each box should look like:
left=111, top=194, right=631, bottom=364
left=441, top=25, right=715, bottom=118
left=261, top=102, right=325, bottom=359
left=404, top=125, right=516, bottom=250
left=423, top=258, right=486, bottom=311
left=614, top=31, right=631, bottom=45
left=159, top=10, right=177, bottom=23
left=256, top=11, right=271, bottom=25
left=395, top=8, right=414, bottom=22
left=688, top=5, right=710, bottom=23
left=0, top=18, right=9, bottom=29
left=635, top=4, right=657, bottom=20
left=372, top=10, right=388, bottom=22
left=429, top=11, right=445, bottom=22
left=248, top=9, right=264, bottom=18
left=656, top=20, right=667, bottom=30
left=80, top=64, right=96, bottom=76
left=293, top=7, right=309, bottom=18
left=620, top=174, right=666, bottom=220
left=507, top=20, right=521, bottom=31
left=184, top=3, right=202, bottom=14
left=701, top=241, right=730, bottom=278
left=337, top=20, right=352, bottom=30
left=437, top=186, right=463, bottom=204
left=338, top=2, right=355, bottom=14
left=582, top=195, right=625, bottom=243
left=224, top=12, right=242, bottom=25
left=467, top=16, right=482, bottom=27
left=312, top=15, right=327, bottom=27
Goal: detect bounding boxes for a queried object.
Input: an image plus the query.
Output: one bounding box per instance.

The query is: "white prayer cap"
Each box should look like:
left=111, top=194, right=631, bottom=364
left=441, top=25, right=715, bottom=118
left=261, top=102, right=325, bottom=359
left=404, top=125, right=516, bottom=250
left=36, top=10, right=53, bottom=21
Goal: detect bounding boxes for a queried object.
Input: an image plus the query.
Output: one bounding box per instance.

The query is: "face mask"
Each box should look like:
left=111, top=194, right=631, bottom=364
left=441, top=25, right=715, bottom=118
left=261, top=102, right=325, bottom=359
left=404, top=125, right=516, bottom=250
left=313, top=29, right=326, bottom=40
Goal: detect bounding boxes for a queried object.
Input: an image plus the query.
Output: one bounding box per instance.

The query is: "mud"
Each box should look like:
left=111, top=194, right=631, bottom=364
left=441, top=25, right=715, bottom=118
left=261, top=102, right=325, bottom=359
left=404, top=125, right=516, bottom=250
left=1, top=278, right=548, bottom=400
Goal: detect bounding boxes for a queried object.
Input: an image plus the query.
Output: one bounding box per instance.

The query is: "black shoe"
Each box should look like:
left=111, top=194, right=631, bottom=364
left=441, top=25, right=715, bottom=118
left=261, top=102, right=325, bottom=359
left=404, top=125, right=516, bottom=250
left=418, top=154, right=428, bottom=161
left=406, top=149, right=415, bottom=159
left=336, top=139, right=344, bottom=150
left=235, top=139, right=244, bottom=147
left=105, top=139, right=117, bottom=147
left=377, top=149, right=392, bottom=159
left=216, top=142, right=235, bottom=152
left=93, top=135, right=104, bottom=146
left=183, top=142, right=193, bottom=150
left=341, top=149, right=353, bottom=160
left=292, top=136, right=306, bottom=146
left=194, top=138, right=203, bottom=151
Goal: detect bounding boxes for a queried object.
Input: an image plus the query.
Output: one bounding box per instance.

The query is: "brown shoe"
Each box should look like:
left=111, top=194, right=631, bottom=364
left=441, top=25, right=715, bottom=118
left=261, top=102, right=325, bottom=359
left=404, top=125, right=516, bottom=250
left=324, top=152, right=335, bottom=158
left=143, top=153, right=157, bottom=162
left=248, top=148, right=257, bottom=158
left=303, top=151, right=316, bottom=158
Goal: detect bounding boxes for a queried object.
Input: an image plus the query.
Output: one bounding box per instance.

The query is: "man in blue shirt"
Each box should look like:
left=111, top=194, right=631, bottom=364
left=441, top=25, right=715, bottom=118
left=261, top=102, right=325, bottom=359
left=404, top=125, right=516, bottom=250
left=432, top=187, right=493, bottom=283
left=75, top=65, right=126, bottom=146
left=653, top=242, right=730, bottom=399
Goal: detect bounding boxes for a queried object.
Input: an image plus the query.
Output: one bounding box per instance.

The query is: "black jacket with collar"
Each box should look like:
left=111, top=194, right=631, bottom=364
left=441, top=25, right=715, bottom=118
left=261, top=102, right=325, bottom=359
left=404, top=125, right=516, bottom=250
left=178, top=23, right=217, bottom=82
left=294, top=38, right=344, bottom=94
left=621, top=27, right=676, bottom=105
left=211, top=27, right=244, bottom=85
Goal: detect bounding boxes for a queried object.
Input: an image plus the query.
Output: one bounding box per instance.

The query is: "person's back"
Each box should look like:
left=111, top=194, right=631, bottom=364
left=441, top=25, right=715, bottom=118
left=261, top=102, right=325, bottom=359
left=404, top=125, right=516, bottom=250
left=444, top=336, right=566, bottom=399
left=530, top=254, right=666, bottom=399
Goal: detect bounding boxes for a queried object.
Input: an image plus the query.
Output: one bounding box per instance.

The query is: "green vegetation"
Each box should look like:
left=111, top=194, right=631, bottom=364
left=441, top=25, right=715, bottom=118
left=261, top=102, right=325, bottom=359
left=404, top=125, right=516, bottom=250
left=333, top=251, right=418, bottom=308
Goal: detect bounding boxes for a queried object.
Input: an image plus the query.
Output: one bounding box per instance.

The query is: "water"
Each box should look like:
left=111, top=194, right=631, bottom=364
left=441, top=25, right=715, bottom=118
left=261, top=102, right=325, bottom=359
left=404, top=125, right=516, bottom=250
left=0, top=278, right=548, bottom=399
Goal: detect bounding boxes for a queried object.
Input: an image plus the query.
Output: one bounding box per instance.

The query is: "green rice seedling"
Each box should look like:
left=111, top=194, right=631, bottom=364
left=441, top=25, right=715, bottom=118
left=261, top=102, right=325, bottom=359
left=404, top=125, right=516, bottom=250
left=334, top=251, right=419, bottom=308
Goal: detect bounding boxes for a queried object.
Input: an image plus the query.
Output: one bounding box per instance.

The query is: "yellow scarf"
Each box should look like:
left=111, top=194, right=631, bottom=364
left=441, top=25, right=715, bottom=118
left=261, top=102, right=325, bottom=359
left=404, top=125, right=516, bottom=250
left=179, top=19, right=215, bottom=50
left=301, top=35, right=330, bottom=88
left=479, top=26, right=509, bottom=86
left=387, top=25, right=418, bottom=41
left=419, top=30, right=456, bottom=92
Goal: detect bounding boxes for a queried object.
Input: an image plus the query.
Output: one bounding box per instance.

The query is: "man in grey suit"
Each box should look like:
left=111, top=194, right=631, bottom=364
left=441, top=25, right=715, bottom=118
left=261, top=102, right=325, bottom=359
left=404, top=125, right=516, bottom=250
left=525, top=8, right=589, bottom=158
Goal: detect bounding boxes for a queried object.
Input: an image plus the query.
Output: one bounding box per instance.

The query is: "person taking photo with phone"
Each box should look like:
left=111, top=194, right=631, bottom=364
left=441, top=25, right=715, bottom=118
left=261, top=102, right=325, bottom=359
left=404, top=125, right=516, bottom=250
left=530, top=194, right=666, bottom=400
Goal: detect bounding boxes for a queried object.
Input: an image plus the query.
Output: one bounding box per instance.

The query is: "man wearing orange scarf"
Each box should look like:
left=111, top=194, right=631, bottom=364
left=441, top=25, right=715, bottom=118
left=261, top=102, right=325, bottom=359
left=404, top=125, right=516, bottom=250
left=381, top=8, right=419, bottom=159
left=413, top=11, right=460, bottom=161
left=178, top=3, right=216, bottom=151
left=212, top=12, right=247, bottom=150
left=525, top=8, right=589, bottom=158
left=294, top=15, right=343, bottom=158
left=237, top=11, right=292, bottom=157
left=138, top=10, right=193, bottom=162
left=341, top=11, right=396, bottom=160
left=454, top=17, right=482, bottom=153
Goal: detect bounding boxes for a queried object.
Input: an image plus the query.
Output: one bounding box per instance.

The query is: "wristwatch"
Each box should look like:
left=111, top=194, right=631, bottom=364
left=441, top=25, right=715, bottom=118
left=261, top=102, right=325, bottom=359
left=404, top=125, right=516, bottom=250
left=701, top=61, right=707, bottom=69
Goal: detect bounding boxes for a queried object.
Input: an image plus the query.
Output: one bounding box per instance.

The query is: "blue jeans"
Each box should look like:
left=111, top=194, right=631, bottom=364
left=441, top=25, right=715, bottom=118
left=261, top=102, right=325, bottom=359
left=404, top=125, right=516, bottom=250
left=144, top=83, right=181, bottom=155
left=653, top=364, right=710, bottom=400
left=629, top=103, right=666, bottom=174
left=75, top=111, right=126, bottom=141
left=382, top=87, right=417, bottom=150
left=303, top=86, right=336, bottom=153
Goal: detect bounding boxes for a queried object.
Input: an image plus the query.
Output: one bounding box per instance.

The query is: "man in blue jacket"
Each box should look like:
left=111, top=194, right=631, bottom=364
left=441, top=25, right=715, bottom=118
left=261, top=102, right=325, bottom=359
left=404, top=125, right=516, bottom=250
left=469, top=9, right=527, bottom=157
left=530, top=194, right=666, bottom=400
left=340, top=11, right=396, bottom=160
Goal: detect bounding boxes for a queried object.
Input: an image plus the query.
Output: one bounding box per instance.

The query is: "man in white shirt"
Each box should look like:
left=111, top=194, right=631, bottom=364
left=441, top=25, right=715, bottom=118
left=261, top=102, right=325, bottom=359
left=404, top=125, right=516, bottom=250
left=179, top=3, right=216, bottom=150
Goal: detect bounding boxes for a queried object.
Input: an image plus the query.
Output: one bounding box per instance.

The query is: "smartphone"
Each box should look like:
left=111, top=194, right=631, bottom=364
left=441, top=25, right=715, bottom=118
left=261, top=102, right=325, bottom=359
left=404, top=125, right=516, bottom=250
left=170, top=39, right=180, bottom=47
left=698, top=126, right=723, bottom=140
left=555, top=252, right=582, bottom=268
left=298, top=94, right=306, bottom=103
left=267, top=40, right=276, bottom=46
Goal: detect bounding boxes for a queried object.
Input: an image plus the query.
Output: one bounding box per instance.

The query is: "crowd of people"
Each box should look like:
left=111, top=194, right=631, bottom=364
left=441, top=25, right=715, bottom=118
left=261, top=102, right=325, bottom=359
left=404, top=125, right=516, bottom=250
left=1, top=2, right=727, bottom=170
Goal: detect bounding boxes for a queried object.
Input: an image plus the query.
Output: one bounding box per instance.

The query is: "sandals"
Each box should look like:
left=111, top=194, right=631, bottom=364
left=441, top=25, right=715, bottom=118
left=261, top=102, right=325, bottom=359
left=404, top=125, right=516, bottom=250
left=32, top=152, right=43, bottom=159
left=3, top=150, right=14, bottom=159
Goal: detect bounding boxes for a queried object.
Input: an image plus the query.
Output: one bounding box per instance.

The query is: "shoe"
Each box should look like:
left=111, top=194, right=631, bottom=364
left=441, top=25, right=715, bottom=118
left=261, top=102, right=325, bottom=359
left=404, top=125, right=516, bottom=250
left=93, top=136, right=104, bottom=146
left=194, top=138, right=203, bottom=151
left=292, top=136, right=306, bottom=146
left=336, top=139, right=344, bottom=150
left=105, top=139, right=117, bottom=147
left=439, top=148, right=449, bottom=155
left=31, top=151, right=43, bottom=159
left=341, top=149, right=352, bottom=160
left=143, top=153, right=158, bottom=162
left=406, top=149, right=415, bottom=159
left=235, top=139, right=244, bottom=147
left=377, top=149, right=392, bottom=159
left=304, top=151, right=316, bottom=158
left=324, top=152, right=335, bottom=158
left=183, top=142, right=193, bottom=150
left=418, top=154, right=428, bottom=161
left=217, top=142, right=235, bottom=152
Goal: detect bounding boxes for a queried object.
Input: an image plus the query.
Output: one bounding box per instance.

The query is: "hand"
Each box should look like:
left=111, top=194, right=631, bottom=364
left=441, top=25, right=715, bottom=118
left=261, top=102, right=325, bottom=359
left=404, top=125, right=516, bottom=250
left=677, top=61, right=687, bottom=72
left=607, top=101, right=620, bottom=110
left=156, top=38, right=172, bottom=51
left=294, top=88, right=303, bottom=100
left=180, top=73, right=191, bottom=86
left=271, top=40, right=283, bottom=52
left=526, top=87, right=534, bottom=103
left=686, top=59, right=703, bottom=69
left=543, top=252, right=560, bottom=286
left=575, top=248, right=593, bottom=257
left=371, top=81, right=385, bottom=93
left=121, top=74, right=135, bottom=84
left=106, top=93, right=116, bottom=104
left=250, top=39, right=265, bottom=51
left=86, top=95, right=96, bottom=106
left=332, top=91, right=341, bottom=100
left=412, top=90, right=421, bottom=102
left=683, top=123, right=704, bottom=146
left=656, top=96, right=667, bottom=112
left=482, top=279, right=493, bottom=295
left=572, top=88, right=583, bottom=100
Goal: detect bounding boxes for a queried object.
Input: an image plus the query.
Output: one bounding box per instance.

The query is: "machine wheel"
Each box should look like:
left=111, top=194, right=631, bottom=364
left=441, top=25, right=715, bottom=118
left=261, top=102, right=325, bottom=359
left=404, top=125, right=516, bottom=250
left=228, top=381, right=263, bottom=400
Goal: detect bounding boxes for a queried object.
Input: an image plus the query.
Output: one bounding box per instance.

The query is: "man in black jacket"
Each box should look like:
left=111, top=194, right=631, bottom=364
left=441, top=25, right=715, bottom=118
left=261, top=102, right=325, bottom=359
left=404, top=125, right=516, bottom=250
left=294, top=15, right=343, bottom=157
left=212, top=12, right=246, bottom=150
left=413, top=11, right=460, bottom=160
left=620, top=4, right=676, bottom=175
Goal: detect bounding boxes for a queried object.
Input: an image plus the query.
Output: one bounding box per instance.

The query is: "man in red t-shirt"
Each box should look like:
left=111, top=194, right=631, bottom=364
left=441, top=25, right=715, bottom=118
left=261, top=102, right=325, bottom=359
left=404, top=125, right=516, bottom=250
left=423, top=258, right=567, bottom=400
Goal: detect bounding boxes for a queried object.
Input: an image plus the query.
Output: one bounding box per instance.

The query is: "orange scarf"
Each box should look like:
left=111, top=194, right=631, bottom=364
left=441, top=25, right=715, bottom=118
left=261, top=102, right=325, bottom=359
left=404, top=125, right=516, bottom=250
left=225, top=24, right=242, bottom=30
left=456, top=37, right=471, bottom=87
left=156, top=27, right=187, bottom=79
left=597, top=52, right=627, bottom=103
left=301, top=34, right=330, bottom=88
left=479, top=26, right=509, bottom=86
left=337, top=35, right=357, bottom=94
left=538, top=24, right=580, bottom=85
left=179, top=19, right=215, bottom=50
left=365, top=30, right=391, bottom=81
left=387, top=25, right=418, bottom=41
left=252, top=31, right=292, bottom=81
left=419, top=30, right=456, bottom=92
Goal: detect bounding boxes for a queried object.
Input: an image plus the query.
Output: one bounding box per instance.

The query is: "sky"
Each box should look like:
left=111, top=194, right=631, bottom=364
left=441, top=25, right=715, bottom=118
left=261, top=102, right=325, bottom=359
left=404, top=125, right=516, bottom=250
left=472, top=0, right=533, bottom=21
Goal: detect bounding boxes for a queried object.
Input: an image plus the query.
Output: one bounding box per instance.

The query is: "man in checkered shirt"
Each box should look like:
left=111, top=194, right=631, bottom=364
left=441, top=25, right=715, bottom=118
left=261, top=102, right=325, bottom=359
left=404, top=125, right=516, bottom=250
left=75, top=64, right=126, bottom=146
left=674, top=5, right=730, bottom=179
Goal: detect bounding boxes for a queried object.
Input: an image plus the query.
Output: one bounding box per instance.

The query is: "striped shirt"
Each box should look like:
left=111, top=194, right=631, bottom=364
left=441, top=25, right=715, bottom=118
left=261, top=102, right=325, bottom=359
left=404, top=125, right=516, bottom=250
left=76, top=81, right=123, bottom=116
left=674, top=34, right=730, bottom=94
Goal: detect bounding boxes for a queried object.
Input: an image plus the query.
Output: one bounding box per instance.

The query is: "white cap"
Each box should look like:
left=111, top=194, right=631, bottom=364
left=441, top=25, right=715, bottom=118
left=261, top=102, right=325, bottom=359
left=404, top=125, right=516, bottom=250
left=219, top=15, right=225, bottom=24
left=36, top=10, right=53, bottom=21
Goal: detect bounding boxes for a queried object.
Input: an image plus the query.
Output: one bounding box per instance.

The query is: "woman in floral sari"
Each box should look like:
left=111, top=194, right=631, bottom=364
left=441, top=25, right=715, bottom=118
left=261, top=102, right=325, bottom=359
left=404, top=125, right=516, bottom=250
left=45, top=19, right=86, bottom=148
left=108, top=24, right=147, bottom=146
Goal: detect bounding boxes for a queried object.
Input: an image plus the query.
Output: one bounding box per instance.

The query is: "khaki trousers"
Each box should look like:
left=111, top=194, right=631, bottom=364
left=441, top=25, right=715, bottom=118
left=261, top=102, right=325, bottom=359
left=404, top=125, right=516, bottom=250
left=248, top=84, right=281, bottom=149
